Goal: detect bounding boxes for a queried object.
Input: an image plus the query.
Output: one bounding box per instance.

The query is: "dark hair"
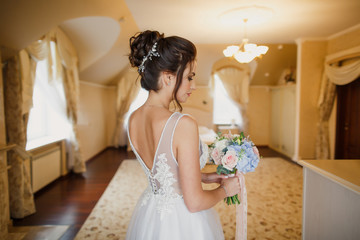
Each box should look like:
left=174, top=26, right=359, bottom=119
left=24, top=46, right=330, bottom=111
left=129, top=30, right=197, bottom=111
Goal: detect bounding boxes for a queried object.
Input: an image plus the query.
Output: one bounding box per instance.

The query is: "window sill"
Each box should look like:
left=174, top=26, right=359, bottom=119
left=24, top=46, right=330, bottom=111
left=26, top=136, right=66, bottom=151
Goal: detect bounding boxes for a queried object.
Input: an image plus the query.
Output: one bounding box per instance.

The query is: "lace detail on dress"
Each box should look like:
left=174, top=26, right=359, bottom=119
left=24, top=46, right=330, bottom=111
left=199, top=141, right=209, bottom=169
left=140, top=153, right=182, bottom=220
left=154, top=153, right=182, bottom=220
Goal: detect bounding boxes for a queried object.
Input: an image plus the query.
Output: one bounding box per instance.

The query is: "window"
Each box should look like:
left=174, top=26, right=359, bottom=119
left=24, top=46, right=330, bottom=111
left=212, top=73, right=243, bottom=126
left=26, top=43, right=71, bottom=150
left=124, top=87, right=149, bottom=126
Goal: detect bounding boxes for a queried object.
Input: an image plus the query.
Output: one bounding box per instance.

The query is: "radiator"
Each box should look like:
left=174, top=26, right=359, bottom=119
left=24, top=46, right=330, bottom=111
left=30, top=141, right=64, bottom=193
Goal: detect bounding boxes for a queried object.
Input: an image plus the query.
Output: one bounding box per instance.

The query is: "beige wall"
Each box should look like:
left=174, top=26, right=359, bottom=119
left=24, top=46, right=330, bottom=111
left=182, top=87, right=213, bottom=112
left=248, top=87, right=271, bottom=146
left=182, top=86, right=214, bottom=129
left=78, top=82, right=116, bottom=161
left=297, top=40, right=327, bottom=159
left=327, top=27, right=360, bottom=55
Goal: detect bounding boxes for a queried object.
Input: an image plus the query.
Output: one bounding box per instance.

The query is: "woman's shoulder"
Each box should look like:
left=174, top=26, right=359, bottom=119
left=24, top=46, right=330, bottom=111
left=176, top=113, right=198, bottom=134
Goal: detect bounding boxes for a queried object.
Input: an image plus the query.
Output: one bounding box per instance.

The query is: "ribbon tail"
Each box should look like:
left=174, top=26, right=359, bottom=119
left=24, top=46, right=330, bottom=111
left=235, top=173, right=247, bottom=240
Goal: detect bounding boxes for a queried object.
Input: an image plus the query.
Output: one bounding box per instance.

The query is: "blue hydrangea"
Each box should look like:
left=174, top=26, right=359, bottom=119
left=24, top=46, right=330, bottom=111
left=235, top=140, right=259, bottom=173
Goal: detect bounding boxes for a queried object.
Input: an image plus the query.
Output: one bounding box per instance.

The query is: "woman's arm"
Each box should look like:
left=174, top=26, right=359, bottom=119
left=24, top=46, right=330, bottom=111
left=175, top=116, right=240, bottom=213
left=201, top=172, right=230, bottom=184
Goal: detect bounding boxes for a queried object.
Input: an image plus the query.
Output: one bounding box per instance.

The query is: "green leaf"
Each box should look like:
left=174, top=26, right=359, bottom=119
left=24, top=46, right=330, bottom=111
left=240, top=132, right=245, bottom=140
left=216, top=165, right=231, bottom=175
left=235, top=194, right=241, bottom=204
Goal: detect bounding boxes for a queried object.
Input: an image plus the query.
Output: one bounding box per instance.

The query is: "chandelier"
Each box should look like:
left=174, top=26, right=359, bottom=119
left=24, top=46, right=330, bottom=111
left=223, top=18, right=269, bottom=64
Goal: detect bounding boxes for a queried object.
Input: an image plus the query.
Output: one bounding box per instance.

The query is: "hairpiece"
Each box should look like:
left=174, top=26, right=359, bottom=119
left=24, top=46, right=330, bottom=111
left=138, top=42, right=160, bottom=73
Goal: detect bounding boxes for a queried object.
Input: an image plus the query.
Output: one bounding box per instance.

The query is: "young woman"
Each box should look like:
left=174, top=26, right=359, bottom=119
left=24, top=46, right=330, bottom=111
left=126, top=30, right=241, bottom=240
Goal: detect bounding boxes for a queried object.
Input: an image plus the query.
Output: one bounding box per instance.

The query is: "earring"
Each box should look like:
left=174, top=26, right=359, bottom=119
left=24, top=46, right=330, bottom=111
left=167, top=81, right=170, bottom=86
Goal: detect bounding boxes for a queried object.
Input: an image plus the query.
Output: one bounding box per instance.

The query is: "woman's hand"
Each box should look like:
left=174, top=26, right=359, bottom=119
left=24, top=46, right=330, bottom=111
left=201, top=172, right=233, bottom=184
left=220, top=176, right=241, bottom=197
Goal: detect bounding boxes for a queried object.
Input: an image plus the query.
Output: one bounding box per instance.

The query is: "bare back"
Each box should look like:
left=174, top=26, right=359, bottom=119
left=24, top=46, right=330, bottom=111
left=128, top=106, right=175, bottom=170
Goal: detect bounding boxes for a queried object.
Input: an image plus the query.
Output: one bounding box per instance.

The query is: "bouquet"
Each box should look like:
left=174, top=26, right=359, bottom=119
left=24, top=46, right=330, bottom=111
left=208, top=132, right=260, bottom=205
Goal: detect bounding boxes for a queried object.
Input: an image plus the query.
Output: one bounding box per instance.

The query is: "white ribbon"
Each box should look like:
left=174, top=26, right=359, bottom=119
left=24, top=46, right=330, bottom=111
left=235, top=173, right=247, bottom=240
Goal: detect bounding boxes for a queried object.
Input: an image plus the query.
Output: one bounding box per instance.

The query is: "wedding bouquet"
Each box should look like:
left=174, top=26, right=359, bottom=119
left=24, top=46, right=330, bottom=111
left=208, top=132, right=260, bottom=205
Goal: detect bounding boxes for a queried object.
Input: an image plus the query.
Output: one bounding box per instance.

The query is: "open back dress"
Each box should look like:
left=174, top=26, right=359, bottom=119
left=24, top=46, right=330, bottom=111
left=126, top=112, right=224, bottom=240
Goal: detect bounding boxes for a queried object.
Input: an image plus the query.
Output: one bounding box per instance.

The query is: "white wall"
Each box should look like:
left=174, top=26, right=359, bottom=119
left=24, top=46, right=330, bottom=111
left=248, top=86, right=271, bottom=146
left=78, top=81, right=116, bottom=161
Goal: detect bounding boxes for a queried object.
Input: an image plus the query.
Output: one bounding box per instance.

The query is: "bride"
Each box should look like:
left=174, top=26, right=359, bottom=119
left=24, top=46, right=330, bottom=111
left=126, top=30, right=241, bottom=240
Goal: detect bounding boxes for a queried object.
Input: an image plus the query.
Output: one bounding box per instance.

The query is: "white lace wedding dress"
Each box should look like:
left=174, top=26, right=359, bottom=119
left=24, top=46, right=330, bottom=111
left=126, top=112, right=224, bottom=240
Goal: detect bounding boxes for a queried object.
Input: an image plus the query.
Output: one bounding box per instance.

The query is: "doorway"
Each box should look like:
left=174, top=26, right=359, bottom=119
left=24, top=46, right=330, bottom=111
left=335, top=77, right=360, bottom=159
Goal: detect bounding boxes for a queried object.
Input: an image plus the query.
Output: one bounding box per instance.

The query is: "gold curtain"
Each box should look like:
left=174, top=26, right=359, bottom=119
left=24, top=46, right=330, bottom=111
left=0, top=174, right=6, bottom=238
left=113, top=69, right=140, bottom=147
left=0, top=49, right=8, bottom=239
left=214, top=66, right=250, bottom=132
left=3, top=55, right=36, bottom=218
left=315, top=73, right=336, bottom=159
left=1, top=34, right=49, bottom=221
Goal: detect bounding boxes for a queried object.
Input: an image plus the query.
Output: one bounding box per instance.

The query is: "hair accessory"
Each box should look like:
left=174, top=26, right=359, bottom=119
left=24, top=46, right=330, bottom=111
left=138, top=42, right=160, bottom=73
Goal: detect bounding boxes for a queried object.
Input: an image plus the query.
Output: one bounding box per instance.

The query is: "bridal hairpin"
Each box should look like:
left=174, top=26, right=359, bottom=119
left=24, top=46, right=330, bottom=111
left=138, top=42, right=160, bottom=73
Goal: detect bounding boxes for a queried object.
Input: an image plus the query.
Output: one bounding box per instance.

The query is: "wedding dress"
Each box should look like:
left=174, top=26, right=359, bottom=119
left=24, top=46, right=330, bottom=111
left=126, top=112, right=224, bottom=240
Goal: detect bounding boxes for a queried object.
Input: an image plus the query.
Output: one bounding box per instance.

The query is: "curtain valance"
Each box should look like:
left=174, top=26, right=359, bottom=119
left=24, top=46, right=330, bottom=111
left=325, top=58, right=360, bottom=85
left=215, top=66, right=250, bottom=104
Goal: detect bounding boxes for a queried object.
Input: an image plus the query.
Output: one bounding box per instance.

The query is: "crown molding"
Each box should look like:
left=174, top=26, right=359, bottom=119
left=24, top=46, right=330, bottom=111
left=295, top=38, right=327, bottom=45
left=327, top=23, right=360, bottom=40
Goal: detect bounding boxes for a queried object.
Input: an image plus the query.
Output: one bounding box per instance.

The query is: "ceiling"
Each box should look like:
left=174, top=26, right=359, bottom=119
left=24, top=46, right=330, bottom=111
left=126, top=0, right=360, bottom=44
left=0, top=0, right=360, bottom=86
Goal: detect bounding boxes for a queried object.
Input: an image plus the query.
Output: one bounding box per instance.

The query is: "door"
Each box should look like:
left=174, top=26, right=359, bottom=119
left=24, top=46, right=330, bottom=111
left=335, top=77, right=360, bottom=159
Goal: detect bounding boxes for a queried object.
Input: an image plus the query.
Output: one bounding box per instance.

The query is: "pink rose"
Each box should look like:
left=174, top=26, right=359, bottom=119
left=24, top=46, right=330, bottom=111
left=221, top=150, right=238, bottom=171
left=223, top=133, right=232, bottom=139
left=252, top=146, right=260, bottom=158
left=211, top=148, right=222, bottom=165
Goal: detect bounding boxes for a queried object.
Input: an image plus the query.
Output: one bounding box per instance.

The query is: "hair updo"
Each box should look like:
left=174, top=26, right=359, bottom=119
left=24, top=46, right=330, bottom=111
left=129, top=30, right=197, bottom=111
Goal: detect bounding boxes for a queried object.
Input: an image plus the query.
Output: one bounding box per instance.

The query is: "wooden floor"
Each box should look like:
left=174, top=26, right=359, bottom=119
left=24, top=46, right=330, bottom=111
left=13, top=147, right=135, bottom=240
left=12, top=146, right=290, bottom=239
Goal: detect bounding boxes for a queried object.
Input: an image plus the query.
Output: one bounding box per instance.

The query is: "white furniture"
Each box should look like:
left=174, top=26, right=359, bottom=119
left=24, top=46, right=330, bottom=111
left=198, top=126, right=217, bottom=146
left=269, top=85, right=296, bottom=159
left=29, top=139, right=66, bottom=192
left=299, top=160, right=360, bottom=240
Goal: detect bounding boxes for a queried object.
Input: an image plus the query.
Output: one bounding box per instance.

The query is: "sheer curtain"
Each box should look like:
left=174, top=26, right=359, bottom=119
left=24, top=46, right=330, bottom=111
left=213, top=66, right=250, bottom=131
left=26, top=58, right=71, bottom=148
left=213, top=74, right=243, bottom=125
left=25, top=29, right=84, bottom=172
left=113, top=68, right=141, bottom=147
left=50, top=27, right=85, bottom=173
left=316, top=56, right=360, bottom=159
